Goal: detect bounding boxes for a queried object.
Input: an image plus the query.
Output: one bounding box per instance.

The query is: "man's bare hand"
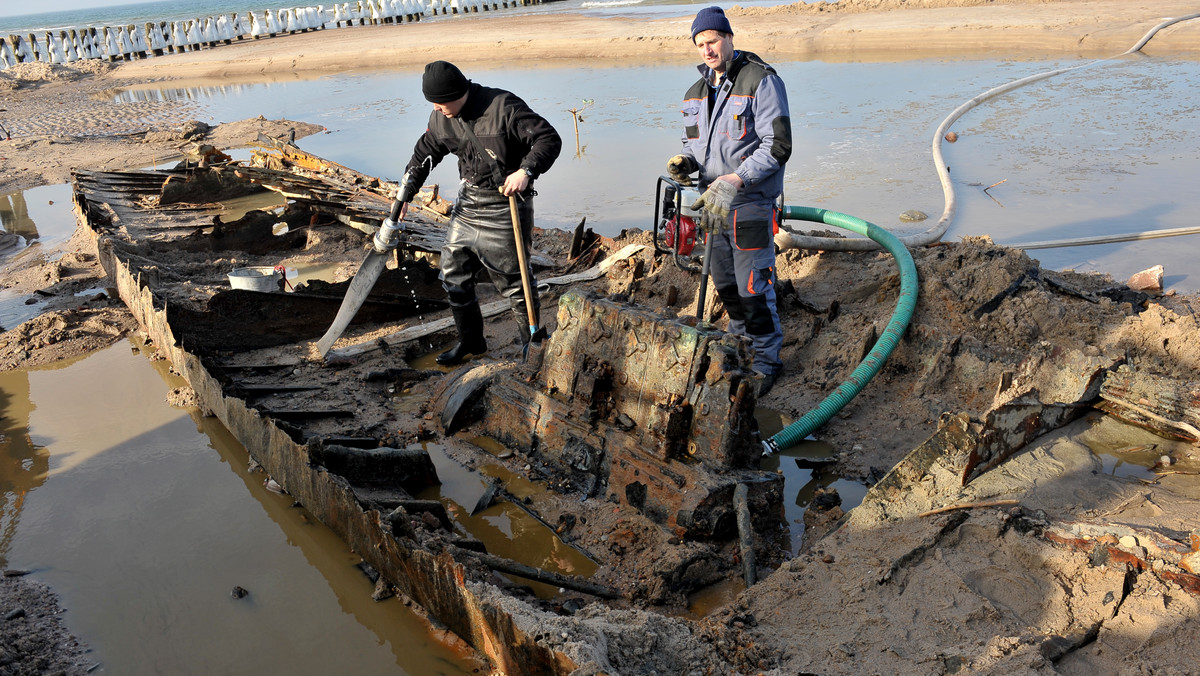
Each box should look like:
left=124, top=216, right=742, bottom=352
left=501, top=169, right=531, bottom=196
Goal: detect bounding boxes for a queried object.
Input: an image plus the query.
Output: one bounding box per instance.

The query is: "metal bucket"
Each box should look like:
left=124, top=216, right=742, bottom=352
left=227, top=266, right=280, bottom=292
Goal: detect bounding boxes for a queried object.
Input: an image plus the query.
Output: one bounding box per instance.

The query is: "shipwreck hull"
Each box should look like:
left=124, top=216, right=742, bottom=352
left=70, top=147, right=789, bottom=674
left=85, top=197, right=578, bottom=674
left=70, top=157, right=595, bottom=672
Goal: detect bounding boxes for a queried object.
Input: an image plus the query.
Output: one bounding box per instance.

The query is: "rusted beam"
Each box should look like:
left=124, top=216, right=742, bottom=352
left=450, top=547, right=621, bottom=600
left=1042, top=521, right=1200, bottom=596
left=1098, top=365, right=1200, bottom=442
left=734, top=483, right=756, bottom=587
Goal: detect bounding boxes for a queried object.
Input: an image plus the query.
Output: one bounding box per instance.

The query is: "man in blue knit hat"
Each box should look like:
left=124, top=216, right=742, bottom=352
left=667, top=6, right=792, bottom=397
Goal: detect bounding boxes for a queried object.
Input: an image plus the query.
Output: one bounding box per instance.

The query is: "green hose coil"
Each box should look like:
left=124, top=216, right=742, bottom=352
left=764, top=206, right=919, bottom=454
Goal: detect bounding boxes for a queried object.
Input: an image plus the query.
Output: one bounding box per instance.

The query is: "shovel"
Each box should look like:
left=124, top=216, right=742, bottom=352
left=508, top=193, right=544, bottom=347
left=315, top=199, right=404, bottom=358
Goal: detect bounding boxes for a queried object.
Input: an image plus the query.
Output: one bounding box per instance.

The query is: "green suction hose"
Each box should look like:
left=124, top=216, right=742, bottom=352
left=762, top=12, right=1199, bottom=455
left=763, top=206, right=919, bottom=455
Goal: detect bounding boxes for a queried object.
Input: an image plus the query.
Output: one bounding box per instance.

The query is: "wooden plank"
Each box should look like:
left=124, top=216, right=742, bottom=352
left=1099, top=365, right=1200, bottom=442
left=325, top=244, right=647, bottom=359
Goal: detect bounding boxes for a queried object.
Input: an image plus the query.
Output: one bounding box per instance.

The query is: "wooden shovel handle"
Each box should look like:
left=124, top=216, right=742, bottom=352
left=509, top=195, right=538, bottom=332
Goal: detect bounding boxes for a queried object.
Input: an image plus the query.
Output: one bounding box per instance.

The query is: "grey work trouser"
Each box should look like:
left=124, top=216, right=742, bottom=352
left=706, top=200, right=783, bottom=377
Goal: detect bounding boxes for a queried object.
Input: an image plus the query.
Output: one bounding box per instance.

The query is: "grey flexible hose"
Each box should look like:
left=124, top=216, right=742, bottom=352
left=775, top=11, right=1200, bottom=254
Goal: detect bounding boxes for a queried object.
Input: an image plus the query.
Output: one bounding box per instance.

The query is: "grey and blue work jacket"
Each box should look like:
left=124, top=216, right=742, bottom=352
left=679, top=50, right=792, bottom=245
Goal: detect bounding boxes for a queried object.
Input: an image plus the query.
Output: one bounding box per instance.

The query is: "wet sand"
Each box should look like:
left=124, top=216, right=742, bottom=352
left=105, top=0, right=1200, bottom=83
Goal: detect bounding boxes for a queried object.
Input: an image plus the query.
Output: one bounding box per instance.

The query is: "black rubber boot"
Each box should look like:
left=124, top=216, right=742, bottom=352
left=758, top=370, right=780, bottom=398
left=511, top=300, right=543, bottom=345
left=436, top=302, right=487, bottom=366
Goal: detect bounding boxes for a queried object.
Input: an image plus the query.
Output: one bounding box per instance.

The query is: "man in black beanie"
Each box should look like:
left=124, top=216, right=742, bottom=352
left=377, top=61, right=562, bottom=365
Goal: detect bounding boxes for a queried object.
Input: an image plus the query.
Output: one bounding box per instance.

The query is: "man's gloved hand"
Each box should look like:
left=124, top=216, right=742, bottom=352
left=373, top=217, right=404, bottom=253
left=695, top=210, right=726, bottom=234
left=690, top=177, right=738, bottom=233
left=667, top=154, right=699, bottom=185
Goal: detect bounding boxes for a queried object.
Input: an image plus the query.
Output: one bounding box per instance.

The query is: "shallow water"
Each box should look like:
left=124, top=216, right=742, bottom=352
left=0, top=183, right=76, bottom=329
left=421, top=443, right=599, bottom=598
left=0, top=340, right=476, bottom=674
left=99, top=54, right=1200, bottom=291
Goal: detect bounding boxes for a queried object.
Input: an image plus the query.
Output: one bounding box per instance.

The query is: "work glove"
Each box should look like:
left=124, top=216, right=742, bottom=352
left=690, top=178, right=738, bottom=233
left=667, top=154, right=699, bottom=186
left=695, top=210, right=727, bottom=234
left=373, top=217, right=404, bottom=253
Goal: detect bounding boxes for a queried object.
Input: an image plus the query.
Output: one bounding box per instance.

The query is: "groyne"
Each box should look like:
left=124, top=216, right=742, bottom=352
left=1, top=0, right=543, bottom=70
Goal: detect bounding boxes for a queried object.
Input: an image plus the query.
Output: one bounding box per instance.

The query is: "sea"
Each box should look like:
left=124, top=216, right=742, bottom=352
left=0, top=0, right=811, bottom=36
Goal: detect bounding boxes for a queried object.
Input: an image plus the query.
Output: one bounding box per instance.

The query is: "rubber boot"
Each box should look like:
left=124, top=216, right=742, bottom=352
left=511, top=297, right=544, bottom=343
left=757, top=369, right=780, bottom=398
left=437, top=302, right=487, bottom=366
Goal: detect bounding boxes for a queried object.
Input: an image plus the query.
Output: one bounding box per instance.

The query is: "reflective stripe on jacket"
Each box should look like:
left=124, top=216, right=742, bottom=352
left=679, top=51, right=791, bottom=207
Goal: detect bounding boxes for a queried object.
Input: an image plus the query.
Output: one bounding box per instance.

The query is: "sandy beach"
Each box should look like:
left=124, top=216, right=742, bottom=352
left=106, top=0, right=1200, bottom=80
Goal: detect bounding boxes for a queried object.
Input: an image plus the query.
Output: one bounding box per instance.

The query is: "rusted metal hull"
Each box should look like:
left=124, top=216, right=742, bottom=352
left=73, top=158, right=589, bottom=673
left=88, top=223, right=576, bottom=674
left=70, top=147, right=791, bottom=673
left=454, top=290, right=785, bottom=540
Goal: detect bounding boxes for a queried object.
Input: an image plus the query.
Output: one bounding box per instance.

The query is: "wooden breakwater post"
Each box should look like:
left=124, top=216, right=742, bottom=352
left=0, top=0, right=550, bottom=70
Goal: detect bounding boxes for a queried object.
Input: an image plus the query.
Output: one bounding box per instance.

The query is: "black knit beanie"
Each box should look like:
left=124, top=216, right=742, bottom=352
left=422, top=61, right=470, bottom=103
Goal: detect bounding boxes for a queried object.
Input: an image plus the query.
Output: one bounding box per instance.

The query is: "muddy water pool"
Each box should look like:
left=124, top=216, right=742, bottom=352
left=0, top=341, right=477, bottom=674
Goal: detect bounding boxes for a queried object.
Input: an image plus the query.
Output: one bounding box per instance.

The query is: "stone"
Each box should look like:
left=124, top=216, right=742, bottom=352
left=1126, top=265, right=1164, bottom=294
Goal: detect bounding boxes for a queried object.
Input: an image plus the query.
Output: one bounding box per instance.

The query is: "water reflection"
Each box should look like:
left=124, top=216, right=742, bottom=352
left=0, top=184, right=88, bottom=329
left=0, top=369, right=49, bottom=570
left=0, top=183, right=75, bottom=252
left=0, top=190, right=38, bottom=246
left=102, top=82, right=267, bottom=105
left=1080, top=413, right=1181, bottom=483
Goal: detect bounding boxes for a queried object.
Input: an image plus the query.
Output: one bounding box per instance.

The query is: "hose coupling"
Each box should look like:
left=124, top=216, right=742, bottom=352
left=373, top=217, right=403, bottom=253
left=761, top=438, right=779, bottom=457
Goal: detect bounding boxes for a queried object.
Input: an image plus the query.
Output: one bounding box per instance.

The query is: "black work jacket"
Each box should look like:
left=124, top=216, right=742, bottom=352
left=403, top=83, right=562, bottom=192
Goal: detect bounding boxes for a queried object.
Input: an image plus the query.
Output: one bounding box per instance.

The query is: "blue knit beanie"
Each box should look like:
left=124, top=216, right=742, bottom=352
left=690, top=6, right=733, bottom=42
